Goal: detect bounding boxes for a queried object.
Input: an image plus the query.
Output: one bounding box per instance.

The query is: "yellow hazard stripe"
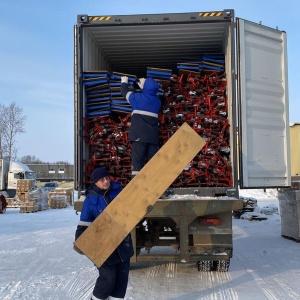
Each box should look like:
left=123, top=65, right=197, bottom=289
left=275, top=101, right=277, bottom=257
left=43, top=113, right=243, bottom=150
left=89, top=16, right=111, bottom=21
left=199, top=12, right=223, bottom=17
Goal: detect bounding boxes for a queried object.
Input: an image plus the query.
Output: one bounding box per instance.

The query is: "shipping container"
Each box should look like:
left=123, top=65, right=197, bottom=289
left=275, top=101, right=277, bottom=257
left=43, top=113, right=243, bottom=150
left=74, top=10, right=290, bottom=270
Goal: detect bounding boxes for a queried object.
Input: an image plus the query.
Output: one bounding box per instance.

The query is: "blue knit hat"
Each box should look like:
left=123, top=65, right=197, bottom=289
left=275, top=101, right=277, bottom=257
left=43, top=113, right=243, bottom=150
left=91, top=167, right=109, bottom=183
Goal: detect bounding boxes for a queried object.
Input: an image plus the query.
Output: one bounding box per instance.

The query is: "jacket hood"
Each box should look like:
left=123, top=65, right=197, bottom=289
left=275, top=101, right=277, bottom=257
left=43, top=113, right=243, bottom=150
left=143, top=77, right=160, bottom=96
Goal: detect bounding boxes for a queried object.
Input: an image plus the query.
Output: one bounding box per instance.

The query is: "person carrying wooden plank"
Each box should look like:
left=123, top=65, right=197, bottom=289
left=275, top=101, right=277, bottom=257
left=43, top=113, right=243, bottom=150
left=74, top=166, right=134, bottom=300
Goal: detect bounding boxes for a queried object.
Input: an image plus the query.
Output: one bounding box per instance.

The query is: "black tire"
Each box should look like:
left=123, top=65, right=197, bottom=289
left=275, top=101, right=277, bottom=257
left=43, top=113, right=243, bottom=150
left=197, top=260, right=213, bottom=272
left=214, top=259, right=230, bottom=272
left=232, top=210, right=242, bottom=219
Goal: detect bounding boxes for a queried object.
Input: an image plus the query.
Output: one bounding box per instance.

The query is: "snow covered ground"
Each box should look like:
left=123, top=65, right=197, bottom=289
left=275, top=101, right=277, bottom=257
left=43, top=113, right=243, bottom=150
left=1, top=189, right=300, bottom=300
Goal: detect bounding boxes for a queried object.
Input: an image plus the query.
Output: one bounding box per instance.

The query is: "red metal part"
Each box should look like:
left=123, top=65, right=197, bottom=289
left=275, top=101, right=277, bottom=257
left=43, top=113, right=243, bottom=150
left=83, top=70, right=232, bottom=188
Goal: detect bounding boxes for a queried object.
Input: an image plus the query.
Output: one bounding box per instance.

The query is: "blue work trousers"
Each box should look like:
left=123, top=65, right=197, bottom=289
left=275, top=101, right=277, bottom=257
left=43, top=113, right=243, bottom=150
left=131, top=141, right=159, bottom=176
left=92, top=259, right=130, bottom=299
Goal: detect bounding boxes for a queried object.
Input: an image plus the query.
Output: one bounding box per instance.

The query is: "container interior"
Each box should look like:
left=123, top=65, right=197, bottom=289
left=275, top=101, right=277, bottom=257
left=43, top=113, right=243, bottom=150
left=75, top=12, right=237, bottom=194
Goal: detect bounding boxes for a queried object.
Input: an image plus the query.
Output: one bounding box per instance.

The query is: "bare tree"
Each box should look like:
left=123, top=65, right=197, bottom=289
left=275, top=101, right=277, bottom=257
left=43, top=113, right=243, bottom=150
left=20, top=155, right=42, bottom=164
left=55, top=160, right=70, bottom=164
left=0, top=102, right=26, bottom=161
left=0, top=104, right=4, bottom=159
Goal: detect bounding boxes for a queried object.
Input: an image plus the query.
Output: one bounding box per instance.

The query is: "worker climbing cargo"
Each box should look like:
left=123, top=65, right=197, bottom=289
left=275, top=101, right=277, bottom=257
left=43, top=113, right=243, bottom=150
left=121, top=76, right=161, bottom=178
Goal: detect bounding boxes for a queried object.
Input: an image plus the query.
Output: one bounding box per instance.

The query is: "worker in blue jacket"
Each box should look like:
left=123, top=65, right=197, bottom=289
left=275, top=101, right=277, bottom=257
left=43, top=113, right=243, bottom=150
left=74, top=166, right=134, bottom=300
left=121, top=76, right=161, bottom=177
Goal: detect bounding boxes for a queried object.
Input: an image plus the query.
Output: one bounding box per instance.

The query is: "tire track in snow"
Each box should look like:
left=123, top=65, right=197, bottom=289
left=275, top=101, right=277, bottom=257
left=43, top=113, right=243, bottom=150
left=198, top=271, right=237, bottom=300
left=143, top=263, right=237, bottom=300
left=214, top=270, right=238, bottom=300
left=164, top=262, right=178, bottom=297
left=272, top=276, right=300, bottom=299
left=198, top=271, right=214, bottom=299
left=127, top=262, right=158, bottom=300
left=144, top=262, right=163, bottom=298
left=0, top=281, right=21, bottom=300
left=66, top=276, right=82, bottom=297
left=44, top=267, right=95, bottom=299
left=133, top=262, right=178, bottom=299
left=51, top=275, right=68, bottom=293
left=234, top=253, right=300, bottom=300
left=165, top=262, right=177, bottom=278
left=65, top=275, right=94, bottom=299
left=0, top=247, right=37, bottom=255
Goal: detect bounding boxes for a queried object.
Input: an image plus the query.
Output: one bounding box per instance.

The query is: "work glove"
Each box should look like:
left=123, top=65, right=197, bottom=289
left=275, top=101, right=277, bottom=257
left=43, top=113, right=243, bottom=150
left=73, top=243, right=84, bottom=255
left=137, top=78, right=146, bottom=89
left=121, top=76, right=128, bottom=84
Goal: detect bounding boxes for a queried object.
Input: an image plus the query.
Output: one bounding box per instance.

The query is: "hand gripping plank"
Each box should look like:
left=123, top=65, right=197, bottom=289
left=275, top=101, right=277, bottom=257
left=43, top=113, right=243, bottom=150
left=75, top=122, right=206, bottom=267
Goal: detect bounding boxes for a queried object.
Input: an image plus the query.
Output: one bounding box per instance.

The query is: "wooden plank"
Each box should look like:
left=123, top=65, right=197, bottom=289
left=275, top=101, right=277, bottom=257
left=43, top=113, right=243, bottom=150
left=75, top=122, right=206, bottom=267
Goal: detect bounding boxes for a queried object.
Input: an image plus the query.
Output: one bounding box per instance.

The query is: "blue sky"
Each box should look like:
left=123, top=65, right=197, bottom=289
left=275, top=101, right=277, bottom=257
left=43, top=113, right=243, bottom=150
left=1, top=0, right=299, bottom=164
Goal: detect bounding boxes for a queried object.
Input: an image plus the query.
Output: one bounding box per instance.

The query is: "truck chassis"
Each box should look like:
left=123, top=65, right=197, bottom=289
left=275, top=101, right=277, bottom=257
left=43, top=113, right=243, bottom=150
left=75, top=196, right=243, bottom=271
left=131, top=198, right=242, bottom=271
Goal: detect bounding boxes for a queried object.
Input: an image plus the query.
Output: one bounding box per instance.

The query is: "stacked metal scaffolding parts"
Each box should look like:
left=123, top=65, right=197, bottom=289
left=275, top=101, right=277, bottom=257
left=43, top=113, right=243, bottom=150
left=110, top=72, right=137, bottom=113
left=84, top=55, right=232, bottom=187
left=83, top=71, right=111, bottom=118
left=85, top=67, right=170, bottom=185
left=177, top=54, right=225, bottom=72
left=160, top=55, right=232, bottom=187
left=146, top=67, right=172, bottom=96
left=84, top=114, right=132, bottom=186
left=83, top=71, right=136, bottom=118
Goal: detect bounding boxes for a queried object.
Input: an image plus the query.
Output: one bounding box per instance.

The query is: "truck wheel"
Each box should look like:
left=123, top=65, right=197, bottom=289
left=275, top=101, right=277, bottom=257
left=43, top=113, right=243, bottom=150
left=214, top=259, right=230, bottom=272
left=197, top=260, right=213, bottom=272
left=232, top=210, right=242, bottom=218
left=0, top=195, right=7, bottom=214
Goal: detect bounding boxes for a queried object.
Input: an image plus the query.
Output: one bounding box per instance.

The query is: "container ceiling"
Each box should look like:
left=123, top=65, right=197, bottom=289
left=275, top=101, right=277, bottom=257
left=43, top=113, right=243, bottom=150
left=83, top=21, right=230, bottom=77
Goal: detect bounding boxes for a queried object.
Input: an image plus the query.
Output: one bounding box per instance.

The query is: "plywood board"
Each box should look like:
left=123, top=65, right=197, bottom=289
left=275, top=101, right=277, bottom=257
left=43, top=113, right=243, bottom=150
left=75, top=122, right=206, bottom=267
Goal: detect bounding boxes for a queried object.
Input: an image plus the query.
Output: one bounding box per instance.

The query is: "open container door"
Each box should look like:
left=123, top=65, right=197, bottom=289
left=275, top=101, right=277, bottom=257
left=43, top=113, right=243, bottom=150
left=237, top=18, right=290, bottom=188
left=73, top=23, right=83, bottom=193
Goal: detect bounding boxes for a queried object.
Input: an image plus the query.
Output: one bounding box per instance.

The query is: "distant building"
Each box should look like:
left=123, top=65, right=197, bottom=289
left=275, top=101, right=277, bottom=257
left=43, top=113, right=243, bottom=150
left=27, top=163, right=74, bottom=182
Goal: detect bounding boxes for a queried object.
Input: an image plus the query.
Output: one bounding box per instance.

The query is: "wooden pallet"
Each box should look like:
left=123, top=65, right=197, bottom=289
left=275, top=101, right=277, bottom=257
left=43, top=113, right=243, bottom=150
left=6, top=198, right=22, bottom=208
left=38, top=207, right=49, bottom=211
left=50, top=203, right=67, bottom=209
left=75, top=122, right=206, bottom=267
left=19, top=205, right=39, bottom=213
